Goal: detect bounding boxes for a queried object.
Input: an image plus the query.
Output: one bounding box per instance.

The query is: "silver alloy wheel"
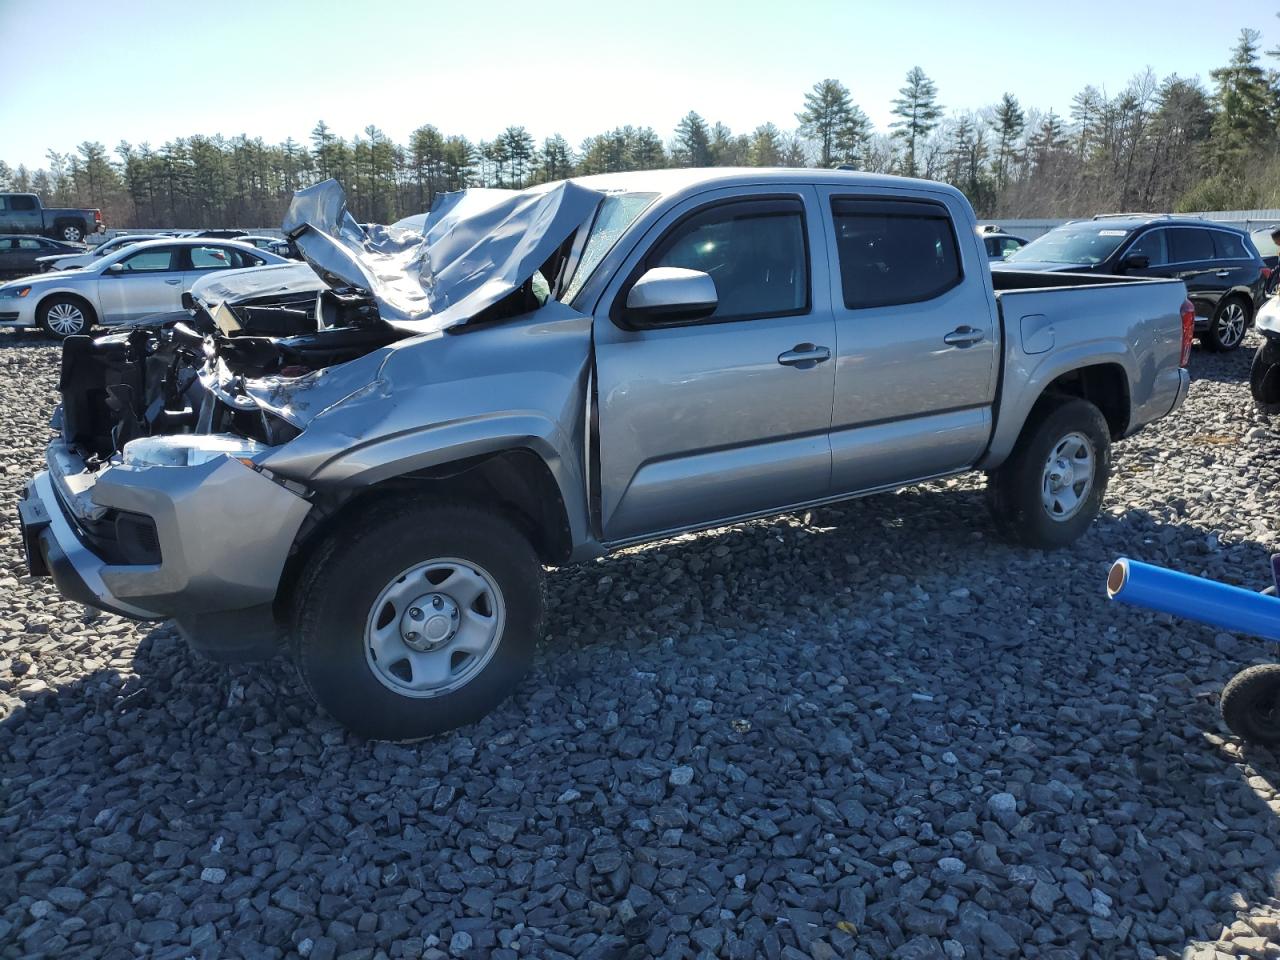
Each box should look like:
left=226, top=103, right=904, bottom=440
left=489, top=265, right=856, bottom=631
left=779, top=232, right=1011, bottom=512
left=363, top=557, right=505, bottom=698
left=1041, top=431, right=1095, bottom=521
left=1217, top=301, right=1246, bottom=347
left=45, top=302, right=86, bottom=336
left=61, top=225, right=83, bottom=242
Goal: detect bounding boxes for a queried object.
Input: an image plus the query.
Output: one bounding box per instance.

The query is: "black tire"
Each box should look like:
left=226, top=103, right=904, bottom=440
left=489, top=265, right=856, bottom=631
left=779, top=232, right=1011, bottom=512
left=1203, top=296, right=1250, bottom=352
left=292, top=499, right=544, bottom=740
left=985, top=396, right=1111, bottom=549
left=58, top=222, right=85, bottom=243
left=1221, top=663, right=1280, bottom=745
left=37, top=295, right=93, bottom=339
left=1251, top=337, right=1280, bottom=414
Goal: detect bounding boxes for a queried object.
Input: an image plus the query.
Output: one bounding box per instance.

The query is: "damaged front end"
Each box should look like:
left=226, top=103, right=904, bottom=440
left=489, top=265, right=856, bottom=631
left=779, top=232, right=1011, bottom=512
left=22, top=176, right=607, bottom=660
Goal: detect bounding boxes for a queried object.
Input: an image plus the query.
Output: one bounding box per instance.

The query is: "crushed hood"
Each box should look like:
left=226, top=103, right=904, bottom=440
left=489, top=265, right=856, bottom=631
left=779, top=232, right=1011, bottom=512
left=282, top=178, right=604, bottom=334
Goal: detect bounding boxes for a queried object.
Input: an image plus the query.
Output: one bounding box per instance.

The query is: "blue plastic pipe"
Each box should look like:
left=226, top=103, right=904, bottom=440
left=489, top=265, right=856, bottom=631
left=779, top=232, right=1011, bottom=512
left=1107, top=557, right=1280, bottom=642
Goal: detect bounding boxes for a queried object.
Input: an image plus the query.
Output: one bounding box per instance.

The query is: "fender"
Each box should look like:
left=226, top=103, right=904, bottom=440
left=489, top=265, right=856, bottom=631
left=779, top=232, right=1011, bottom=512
left=980, top=339, right=1136, bottom=469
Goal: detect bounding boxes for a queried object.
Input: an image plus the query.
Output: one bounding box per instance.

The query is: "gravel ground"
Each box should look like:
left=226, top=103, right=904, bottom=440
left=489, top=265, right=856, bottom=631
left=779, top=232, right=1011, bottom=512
left=3, top=328, right=1280, bottom=960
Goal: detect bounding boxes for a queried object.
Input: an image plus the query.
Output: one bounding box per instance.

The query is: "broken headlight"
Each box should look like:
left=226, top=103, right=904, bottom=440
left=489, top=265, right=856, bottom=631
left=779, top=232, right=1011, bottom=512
left=121, top=434, right=267, bottom=469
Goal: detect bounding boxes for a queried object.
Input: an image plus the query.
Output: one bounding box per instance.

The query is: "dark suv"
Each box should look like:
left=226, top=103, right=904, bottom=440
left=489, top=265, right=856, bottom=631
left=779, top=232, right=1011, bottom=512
left=996, top=214, right=1268, bottom=350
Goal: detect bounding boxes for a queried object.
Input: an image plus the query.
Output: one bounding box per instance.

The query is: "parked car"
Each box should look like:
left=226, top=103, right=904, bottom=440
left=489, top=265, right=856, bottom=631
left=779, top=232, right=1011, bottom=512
left=236, top=235, right=283, bottom=251
left=0, top=192, right=104, bottom=243
left=0, top=238, right=287, bottom=338
left=1250, top=226, right=1279, bottom=296
left=997, top=214, right=1269, bottom=351
left=0, top=235, right=85, bottom=278
left=37, top=233, right=165, bottom=272
left=267, top=238, right=302, bottom=260
left=187, top=229, right=248, bottom=239
left=976, top=224, right=1026, bottom=260
left=18, top=169, right=1192, bottom=739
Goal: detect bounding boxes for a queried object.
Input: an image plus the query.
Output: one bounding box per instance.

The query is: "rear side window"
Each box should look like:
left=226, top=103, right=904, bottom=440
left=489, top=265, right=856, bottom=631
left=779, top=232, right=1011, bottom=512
left=645, top=197, right=809, bottom=322
left=1212, top=231, right=1248, bottom=260
left=1170, top=229, right=1214, bottom=263
left=832, top=199, right=962, bottom=309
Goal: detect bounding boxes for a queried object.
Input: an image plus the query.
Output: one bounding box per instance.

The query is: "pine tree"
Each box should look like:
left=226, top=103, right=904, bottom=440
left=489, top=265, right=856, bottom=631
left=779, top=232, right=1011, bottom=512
left=673, top=112, right=713, bottom=167
left=891, top=67, right=943, bottom=177
left=992, top=93, right=1024, bottom=190
left=1209, top=29, right=1279, bottom=172
left=797, top=79, right=870, bottom=167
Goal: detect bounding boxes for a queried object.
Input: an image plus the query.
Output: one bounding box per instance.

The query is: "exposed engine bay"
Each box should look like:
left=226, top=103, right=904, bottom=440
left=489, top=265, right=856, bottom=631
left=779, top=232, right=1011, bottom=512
left=57, top=178, right=605, bottom=467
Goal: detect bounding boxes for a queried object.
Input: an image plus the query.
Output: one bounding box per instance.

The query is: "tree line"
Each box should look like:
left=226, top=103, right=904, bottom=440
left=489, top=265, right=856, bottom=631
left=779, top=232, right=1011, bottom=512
left=2, top=22, right=1278, bottom=229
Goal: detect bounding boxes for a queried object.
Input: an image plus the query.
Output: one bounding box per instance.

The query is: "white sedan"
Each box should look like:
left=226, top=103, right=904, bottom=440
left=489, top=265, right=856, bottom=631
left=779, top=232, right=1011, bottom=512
left=0, top=238, right=289, bottom=338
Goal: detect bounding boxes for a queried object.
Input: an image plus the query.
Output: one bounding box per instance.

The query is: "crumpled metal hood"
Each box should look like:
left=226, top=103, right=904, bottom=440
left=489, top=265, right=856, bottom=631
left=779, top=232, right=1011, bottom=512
left=282, top=178, right=604, bottom=334
left=189, top=261, right=327, bottom=311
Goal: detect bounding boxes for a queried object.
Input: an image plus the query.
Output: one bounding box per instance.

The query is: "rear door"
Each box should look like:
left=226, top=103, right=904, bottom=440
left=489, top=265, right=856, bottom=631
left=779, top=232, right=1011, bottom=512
left=592, top=185, right=837, bottom=542
left=95, top=245, right=185, bottom=322
left=817, top=189, right=998, bottom=494
left=0, top=239, right=19, bottom=276
left=12, top=237, right=48, bottom=276
left=182, top=244, right=263, bottom=290
left=1166, top=227, right=1220, bottom=321
left=1210, top=229, right=1262, bottom=304
left=4, top=195, right=43, bottom=235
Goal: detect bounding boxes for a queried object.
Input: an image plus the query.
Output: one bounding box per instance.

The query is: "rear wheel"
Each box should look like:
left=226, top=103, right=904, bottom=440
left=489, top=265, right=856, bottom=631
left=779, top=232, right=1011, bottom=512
left=1221, top=664, right=1280, bottom=744
left=1204, top=297, right=1249, bottom=352
left=59, top=223, right=85, bottom=243
left=985, top=397, right=1112, bottom=549
left=293, top=500, right=544, bottom=740
left=37, top=296, right=92, bottom=339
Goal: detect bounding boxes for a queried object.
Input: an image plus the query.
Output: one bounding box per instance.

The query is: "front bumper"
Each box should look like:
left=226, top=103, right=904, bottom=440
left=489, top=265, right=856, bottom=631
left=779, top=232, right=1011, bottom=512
left=20, top=443, right=313, bottom=628
left=0, top=296, right=37, bottom=327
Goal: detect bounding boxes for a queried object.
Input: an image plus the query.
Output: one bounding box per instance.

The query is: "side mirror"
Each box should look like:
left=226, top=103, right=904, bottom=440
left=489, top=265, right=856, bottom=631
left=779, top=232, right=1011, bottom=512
left=105, top=262, right=125, bottom=274
left=624, top=267, right=718, bottom=324
left=1120, top=254, right=1149, bottom=271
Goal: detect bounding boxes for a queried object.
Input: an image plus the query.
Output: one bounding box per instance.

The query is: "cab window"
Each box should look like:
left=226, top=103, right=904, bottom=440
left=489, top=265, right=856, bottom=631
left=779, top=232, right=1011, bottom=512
left=641, top=197, right=809, bottom=323
left=832, top=198, right=962, bottom=309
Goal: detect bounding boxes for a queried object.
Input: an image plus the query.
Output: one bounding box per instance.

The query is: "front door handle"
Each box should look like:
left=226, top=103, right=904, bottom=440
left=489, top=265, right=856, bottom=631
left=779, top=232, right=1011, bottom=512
left=164, top=278, right=182, bottom=285
left=1216, top=270, right=1231, bottom=278
left=943, top=326, right=985, bottom=347
left=777, top=343, right=831, bottom=368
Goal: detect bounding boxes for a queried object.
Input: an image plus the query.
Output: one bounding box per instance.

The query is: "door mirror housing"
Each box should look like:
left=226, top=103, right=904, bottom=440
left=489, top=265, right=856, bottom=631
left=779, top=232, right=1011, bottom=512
left=624, top=267, right=718, bottom=324
left=105, top=262, right=125, bottom=274
left=1120, top=254, right=1150, bottom=271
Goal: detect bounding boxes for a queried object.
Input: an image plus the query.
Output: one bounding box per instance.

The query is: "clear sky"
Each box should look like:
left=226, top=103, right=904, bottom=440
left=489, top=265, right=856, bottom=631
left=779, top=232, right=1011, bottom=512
left=1, top=0, right=1275, bottom=169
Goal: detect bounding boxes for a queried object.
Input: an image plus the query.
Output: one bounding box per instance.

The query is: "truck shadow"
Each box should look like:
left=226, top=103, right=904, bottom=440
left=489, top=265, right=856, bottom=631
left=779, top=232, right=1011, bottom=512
left=2, top=483, right=1277, bottom=957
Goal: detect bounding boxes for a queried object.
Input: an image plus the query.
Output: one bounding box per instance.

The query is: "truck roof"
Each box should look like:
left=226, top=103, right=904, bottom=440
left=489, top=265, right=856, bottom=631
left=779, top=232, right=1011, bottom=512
left=568, top=166, right=967, bottom=203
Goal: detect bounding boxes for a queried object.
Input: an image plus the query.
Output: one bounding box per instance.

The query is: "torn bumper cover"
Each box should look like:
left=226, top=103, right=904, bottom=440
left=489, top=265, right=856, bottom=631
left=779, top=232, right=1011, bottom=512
left=282, top=177, right=604, bottom=334
left=19, top=441, right=312, bottom=659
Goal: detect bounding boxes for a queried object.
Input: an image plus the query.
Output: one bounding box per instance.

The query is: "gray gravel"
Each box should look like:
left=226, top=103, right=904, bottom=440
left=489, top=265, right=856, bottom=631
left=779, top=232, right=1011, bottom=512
left=3, top=329, right=1280, bottom=959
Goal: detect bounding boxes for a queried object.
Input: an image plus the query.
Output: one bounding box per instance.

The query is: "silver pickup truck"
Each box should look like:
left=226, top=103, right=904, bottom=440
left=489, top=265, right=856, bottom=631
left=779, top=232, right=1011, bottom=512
left=19, top=169, right=1193, bottom=739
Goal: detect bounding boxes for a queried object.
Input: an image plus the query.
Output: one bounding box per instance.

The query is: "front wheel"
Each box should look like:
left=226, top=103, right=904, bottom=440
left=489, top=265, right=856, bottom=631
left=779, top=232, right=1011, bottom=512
left=37, top=296, right=92, bottom=339
left=985, top=397, right=1112, bottom=549
left=1251, top=337, right=1280, bottom=414
left=293, top=500, right=544, bottom=740
left=1220, top=664, right=1280, bottom=745
left=1204, top=298, right=1249, bottom=352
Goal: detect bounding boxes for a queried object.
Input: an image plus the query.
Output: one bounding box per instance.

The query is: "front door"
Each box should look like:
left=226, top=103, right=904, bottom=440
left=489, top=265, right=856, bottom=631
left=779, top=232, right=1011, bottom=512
left=95, top=244, right=185, bottom=323
left=593, top=186, right=836, bottom=543
left=816, top=189, right=998, bottom=493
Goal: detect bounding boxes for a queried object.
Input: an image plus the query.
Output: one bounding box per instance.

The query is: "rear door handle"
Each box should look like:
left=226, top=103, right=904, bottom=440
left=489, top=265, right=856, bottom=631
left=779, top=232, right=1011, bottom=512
left=943, top=326, right=985, bottom=347
left=777, top=343, right=831, bottom=368
left=1216, top=270, right=1231, bottom=277
left=164, top=278, right=182, bottom=285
